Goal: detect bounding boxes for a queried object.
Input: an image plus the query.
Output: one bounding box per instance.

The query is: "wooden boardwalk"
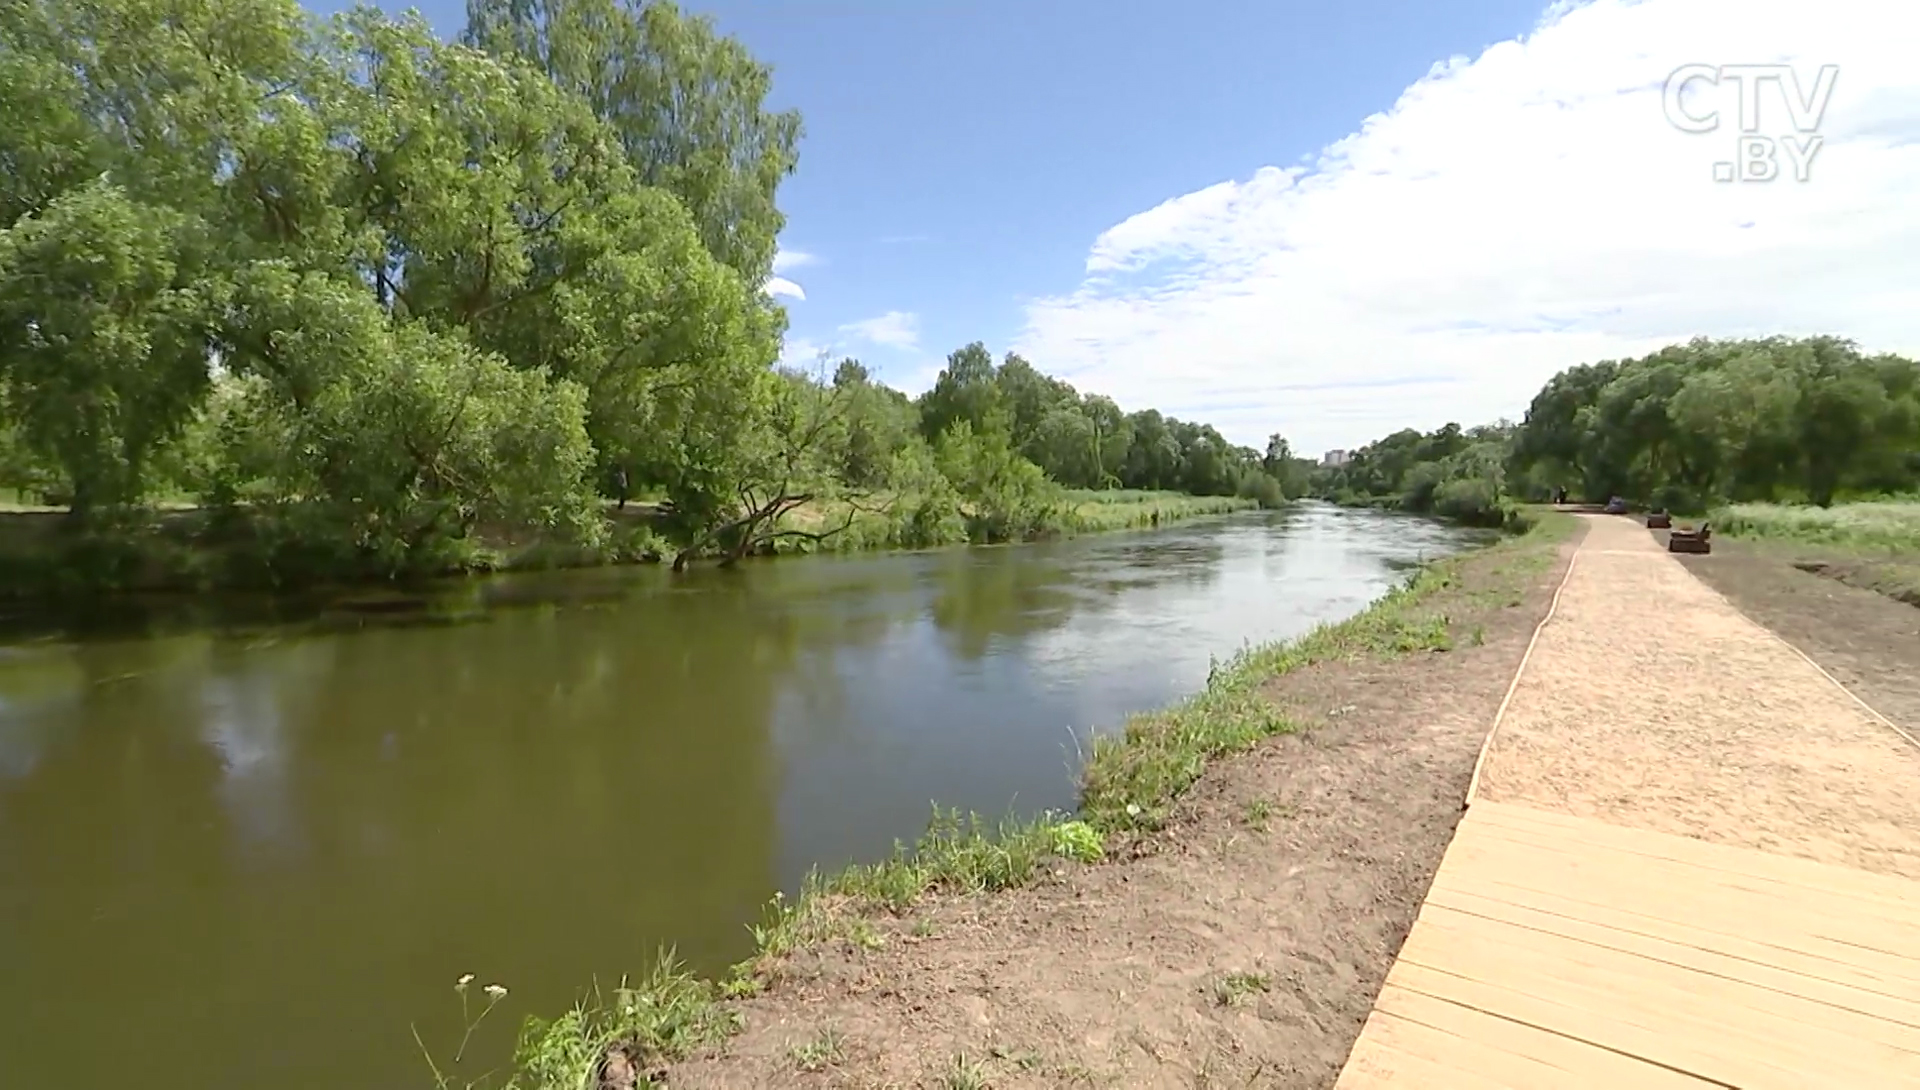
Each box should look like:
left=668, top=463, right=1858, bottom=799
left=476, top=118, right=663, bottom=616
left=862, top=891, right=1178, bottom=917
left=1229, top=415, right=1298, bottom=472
left=1336, top=800, right=1920, bottom=1088
left=1335, top=517, right=1920, bottom=1089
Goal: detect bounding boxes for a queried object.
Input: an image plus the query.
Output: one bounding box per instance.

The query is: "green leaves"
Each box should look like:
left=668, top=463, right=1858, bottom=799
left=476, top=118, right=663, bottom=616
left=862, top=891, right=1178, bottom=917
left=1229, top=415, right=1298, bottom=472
left=0, top=0, right=800, bottom=574
left=463, top=0, right=801, bottom=284
left=0, top=179, right=212, bottom=514
left=1508, top=336, right=1920, bottom=509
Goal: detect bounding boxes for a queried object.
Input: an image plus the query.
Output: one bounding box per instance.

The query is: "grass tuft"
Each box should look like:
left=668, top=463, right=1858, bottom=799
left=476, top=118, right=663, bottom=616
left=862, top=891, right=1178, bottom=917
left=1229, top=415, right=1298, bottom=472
left=790, top=1027, right=846, bottom=1072
left=1212, top=970, right=1273, bottom=1007
left=504, top=952, right=739, bottom=1089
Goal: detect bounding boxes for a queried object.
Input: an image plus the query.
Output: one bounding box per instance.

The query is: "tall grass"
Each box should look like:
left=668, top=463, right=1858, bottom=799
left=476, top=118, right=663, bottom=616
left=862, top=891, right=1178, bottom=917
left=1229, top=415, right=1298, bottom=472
left=1713, top=499, right=1920, bottom=551
left=771, top=489, right=1257, bottom=554
left=463, top=511, right=1574, bottom=1089
left=1060, top=490, right=1254, bottom=533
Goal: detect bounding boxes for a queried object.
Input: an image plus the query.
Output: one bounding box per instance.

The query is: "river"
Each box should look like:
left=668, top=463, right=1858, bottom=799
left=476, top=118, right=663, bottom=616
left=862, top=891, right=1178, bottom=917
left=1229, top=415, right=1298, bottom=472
left=0, top=503, right=1491, bottom=1089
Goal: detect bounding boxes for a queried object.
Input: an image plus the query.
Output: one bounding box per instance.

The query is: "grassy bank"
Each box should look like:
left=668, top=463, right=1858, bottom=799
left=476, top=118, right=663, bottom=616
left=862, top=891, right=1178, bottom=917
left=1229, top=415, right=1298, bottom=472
left=1712, top=499, right=1920, bottom=550
left=764, top=489, right=1258, bottom=556
left=0, top=490, right=1258, bottom=602
left=456, top=510, right=1575, bottom=1089
left=1709, top=499, right=1920, bottom=606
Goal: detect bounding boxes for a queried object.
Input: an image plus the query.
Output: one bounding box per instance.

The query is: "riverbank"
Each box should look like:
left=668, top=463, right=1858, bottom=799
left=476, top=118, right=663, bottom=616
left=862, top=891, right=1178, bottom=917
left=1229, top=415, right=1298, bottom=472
left=0, top=489, right=1257, bottom=602
left=466, top=509, right=1581, bottom=1090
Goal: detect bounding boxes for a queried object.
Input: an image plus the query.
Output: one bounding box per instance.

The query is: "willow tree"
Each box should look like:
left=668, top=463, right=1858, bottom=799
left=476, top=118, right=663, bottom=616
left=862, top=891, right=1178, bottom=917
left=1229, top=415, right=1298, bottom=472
left=462, top=0, right=802, bottom=284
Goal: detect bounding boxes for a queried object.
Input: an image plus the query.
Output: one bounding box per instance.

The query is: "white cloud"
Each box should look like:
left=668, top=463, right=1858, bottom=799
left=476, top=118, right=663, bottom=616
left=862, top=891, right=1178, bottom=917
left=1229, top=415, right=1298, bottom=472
left=766, top=248, right=815, bottom=302
left=840, top=310, right=922, bottom=351
left=772, top=248, right=817, bottom=273
left=779, top=336, right=832, bottom=369
left=1014, top=0, right=1920, bottom=456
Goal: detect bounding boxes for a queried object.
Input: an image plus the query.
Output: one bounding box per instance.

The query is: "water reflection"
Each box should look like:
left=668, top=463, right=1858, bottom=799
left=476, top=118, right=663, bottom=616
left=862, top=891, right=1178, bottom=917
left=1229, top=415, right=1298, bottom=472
left=0, top=504, right=1488, bottom=1090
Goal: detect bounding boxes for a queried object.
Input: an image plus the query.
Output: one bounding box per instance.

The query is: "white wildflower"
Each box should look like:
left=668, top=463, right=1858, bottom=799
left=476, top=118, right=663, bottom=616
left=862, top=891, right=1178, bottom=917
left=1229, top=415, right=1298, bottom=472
left=484, top=984, right=508, bottom=1000
left=456, top=973, right=474, bottom=988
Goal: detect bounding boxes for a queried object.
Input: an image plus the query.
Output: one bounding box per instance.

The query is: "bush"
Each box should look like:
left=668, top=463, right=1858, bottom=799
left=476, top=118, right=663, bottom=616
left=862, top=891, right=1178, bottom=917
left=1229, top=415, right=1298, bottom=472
left=1236, top=472, right=1285, bottom=509
left=1432, top=477, right=1506, bottom=527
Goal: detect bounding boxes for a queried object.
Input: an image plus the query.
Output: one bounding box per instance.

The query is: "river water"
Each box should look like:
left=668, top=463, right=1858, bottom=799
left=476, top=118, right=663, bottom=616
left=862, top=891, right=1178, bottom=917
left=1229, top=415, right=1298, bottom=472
left=0, top=503, right=1489, bottom=1089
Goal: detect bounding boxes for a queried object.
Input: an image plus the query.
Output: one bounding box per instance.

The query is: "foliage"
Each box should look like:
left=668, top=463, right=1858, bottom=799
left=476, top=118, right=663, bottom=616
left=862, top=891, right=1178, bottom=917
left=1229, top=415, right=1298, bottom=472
left=1313, top=420, right=1520, bottom=527
left=0, top=178, right=213, bottom=517
left=0, top=0, right=1300, bottom=598
left=1508, top=336, right=1920, bottom=509
left=1315, top=336, right=1919, bottom=529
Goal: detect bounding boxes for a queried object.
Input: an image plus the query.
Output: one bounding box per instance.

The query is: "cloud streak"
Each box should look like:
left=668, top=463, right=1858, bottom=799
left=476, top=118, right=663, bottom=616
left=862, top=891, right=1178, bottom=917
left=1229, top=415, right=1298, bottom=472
left=1013, top=0, right=1920, bottom=456
left=840, top=310, right=922, bottom=351
left=772, top=248, right=817, bottom=273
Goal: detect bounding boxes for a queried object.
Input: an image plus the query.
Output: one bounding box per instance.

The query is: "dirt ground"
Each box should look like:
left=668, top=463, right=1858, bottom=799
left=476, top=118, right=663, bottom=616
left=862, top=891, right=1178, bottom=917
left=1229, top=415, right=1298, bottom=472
left=665, top=525, right=1584, bottom=1089
left=1475, top=515, right=1920, bottom=879
left=1674, top=535, right=1920, bottom=731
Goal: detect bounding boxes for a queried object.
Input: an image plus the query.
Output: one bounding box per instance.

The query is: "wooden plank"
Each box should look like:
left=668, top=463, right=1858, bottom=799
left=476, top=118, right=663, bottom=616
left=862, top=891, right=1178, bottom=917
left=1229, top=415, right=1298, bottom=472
left=1337, top=985, right=1713, bottom=1089
left=1471, top=800, right=1920, bottom=907
left=1390, top=909, right=1920, bottom=1087
left=1443, top=832, right=1920, bottom=990
left=1336, top=1015, right=1541, bottom=1090
left=1382, top=961, right=1820, bottom=1090
left=1424, top=881, right=1920, bottom=1020
left=1437, top=821, right=1920, bottom=969
left=1408, top=901, right=1920, bottom=1054
left=1429, top=854, right=1920, bottom=995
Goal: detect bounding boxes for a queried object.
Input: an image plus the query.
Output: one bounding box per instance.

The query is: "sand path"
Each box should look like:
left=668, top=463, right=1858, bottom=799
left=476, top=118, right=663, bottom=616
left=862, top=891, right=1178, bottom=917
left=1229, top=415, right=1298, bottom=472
left=1478, top=512, right=1920, bottom=877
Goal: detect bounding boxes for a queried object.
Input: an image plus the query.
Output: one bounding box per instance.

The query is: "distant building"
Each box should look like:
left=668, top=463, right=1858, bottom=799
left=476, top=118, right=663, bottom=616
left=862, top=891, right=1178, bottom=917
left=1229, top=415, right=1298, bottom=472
left=1322, top=449, right=1352, bottom=467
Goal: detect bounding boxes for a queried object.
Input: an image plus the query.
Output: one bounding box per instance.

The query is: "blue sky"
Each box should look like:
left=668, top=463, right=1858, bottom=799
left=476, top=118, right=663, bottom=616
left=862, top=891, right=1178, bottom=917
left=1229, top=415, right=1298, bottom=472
left=308, top=0, right=1920, bottom=455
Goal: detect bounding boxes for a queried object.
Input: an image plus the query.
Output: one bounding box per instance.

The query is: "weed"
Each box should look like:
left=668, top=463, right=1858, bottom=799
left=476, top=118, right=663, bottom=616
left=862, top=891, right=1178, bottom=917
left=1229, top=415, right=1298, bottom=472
left=413, top=975, right=511, bottom=1090
left=939, top=1051, right=991, bottom=1089
left=1212, top=971, right=1272, bottom=1007
left=507, top=953, right=737, bottom=1088
left=846, top=918, right=884, bottom=951
left=790, top=1028, right=846, bottom=1072
left=1047, top=819, right=1104, bottom=862
left=1243, top=799, right=1273, bottom=829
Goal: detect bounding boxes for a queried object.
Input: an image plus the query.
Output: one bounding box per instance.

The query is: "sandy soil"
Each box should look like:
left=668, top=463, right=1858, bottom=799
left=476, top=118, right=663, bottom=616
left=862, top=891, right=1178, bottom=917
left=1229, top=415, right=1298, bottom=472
left=1674, top=536, right=1920, bottom=731
left=1476, top=514, right=1920, bottom=879
left=663, top=526, right=1583, bottom=1089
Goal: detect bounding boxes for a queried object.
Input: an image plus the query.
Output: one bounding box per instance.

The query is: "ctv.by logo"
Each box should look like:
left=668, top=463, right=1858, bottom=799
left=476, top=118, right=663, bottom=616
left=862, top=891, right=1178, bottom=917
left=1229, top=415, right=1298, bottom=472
left=1662, top=64, right=1839, bottom=183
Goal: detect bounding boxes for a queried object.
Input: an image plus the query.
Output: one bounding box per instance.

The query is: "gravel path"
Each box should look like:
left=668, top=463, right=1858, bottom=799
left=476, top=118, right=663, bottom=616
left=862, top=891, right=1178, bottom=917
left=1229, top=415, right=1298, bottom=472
left=1477, top=514, right=1920, bottom=879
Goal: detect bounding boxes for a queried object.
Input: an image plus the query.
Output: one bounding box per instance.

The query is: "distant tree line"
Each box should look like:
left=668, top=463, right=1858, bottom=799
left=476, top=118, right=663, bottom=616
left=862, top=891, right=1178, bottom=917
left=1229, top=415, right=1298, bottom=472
left=1314, top=336, right=1920, bottom=520
left=0, top=0, right=1305, bottom=583
left=1311, top=421, right=1521, bottom=527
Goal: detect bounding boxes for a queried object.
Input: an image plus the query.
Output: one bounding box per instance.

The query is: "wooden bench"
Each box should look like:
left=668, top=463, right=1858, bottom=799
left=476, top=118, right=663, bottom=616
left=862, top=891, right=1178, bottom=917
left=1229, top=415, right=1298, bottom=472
left=1647, top=511, right=1672, bottom=529
left=1667, top=521, right=1711, bottom=554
